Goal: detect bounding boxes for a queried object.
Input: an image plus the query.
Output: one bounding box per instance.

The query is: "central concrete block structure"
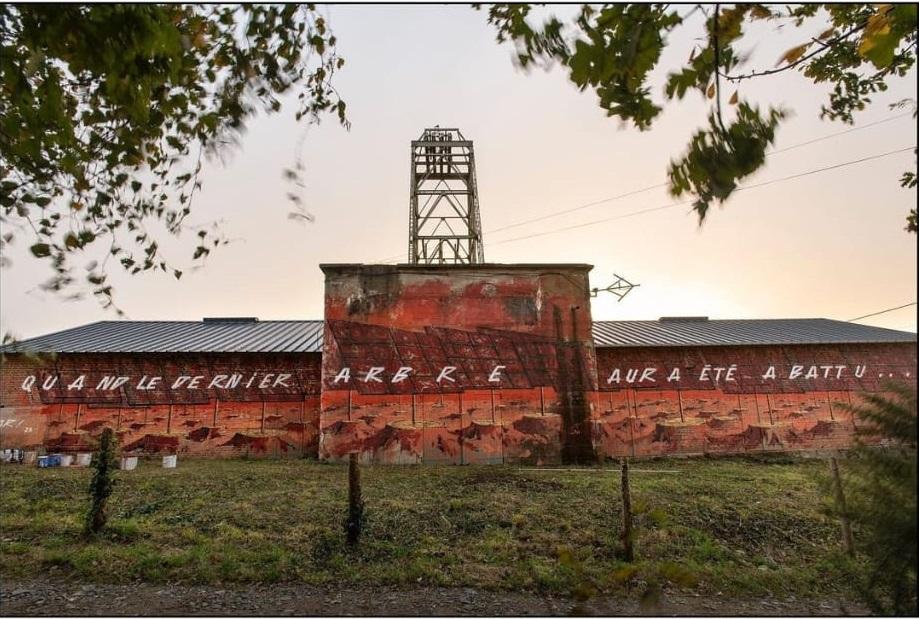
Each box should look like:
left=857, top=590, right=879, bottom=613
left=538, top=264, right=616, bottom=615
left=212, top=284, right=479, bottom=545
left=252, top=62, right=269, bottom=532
left=318, top=264, right=598, bottom=465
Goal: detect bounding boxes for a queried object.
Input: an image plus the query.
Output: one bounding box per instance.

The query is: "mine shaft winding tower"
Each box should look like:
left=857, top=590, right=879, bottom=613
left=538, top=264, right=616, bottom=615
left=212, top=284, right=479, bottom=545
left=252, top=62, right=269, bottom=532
left=408, top=127, right=484, bottom=264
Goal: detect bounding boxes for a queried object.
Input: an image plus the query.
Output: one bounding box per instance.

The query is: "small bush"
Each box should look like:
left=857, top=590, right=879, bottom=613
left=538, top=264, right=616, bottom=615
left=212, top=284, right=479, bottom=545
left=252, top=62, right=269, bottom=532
left=85, top=428, right=118, bottom=537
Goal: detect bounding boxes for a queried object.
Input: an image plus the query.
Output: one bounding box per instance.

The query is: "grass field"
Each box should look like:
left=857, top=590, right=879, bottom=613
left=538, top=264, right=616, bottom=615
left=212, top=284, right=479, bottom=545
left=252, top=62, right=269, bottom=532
left=0, top=455, right=859, bottom=599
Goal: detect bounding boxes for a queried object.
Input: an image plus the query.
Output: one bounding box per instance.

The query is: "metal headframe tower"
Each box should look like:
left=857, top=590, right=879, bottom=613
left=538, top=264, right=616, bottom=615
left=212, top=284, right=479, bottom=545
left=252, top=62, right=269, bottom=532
left=408, top=127, right=485, bottom=264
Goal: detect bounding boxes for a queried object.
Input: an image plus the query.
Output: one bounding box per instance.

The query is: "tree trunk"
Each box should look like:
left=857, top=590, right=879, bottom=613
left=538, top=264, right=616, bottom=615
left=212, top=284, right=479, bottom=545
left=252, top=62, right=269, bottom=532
left=830, top=455, right=854, bottom=556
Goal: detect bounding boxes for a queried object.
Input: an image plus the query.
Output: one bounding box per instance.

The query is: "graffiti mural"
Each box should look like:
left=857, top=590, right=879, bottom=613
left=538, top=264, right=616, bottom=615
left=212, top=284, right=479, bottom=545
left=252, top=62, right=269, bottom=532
left=592, top=344, right=917, bottom=458
left=319, top=320, right=594, bottom=465
left=0, top=353, right=322, bottom=457
left=318, top=264, right=599, bottom=465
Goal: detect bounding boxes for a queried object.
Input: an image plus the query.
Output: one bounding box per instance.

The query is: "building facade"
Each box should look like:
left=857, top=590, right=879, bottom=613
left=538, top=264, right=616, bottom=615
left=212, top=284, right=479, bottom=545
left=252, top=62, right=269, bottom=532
left=1, top=264, right=916, bottom=463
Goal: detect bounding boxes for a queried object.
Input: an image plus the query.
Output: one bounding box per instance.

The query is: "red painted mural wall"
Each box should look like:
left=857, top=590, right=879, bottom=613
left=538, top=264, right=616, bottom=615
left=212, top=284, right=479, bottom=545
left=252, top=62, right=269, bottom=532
left=0, top=352, right=322, bottom=457
left=2, top=262, right=914, bottom=463
left=593, top=343, right=916, bottom=457
left=318, top=264, right=599, bottom=465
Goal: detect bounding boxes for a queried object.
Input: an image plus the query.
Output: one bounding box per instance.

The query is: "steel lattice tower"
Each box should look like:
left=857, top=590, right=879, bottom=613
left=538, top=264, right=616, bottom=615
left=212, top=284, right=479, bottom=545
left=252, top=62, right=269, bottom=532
left=408, top=127, right=484, bottom=264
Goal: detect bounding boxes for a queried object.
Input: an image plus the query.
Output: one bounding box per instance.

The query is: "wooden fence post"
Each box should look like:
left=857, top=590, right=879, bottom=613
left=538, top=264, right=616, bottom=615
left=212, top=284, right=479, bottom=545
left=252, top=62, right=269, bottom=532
left=620, top=458, right=634, bottom=562
left=346, top=452, right=364, bottom=545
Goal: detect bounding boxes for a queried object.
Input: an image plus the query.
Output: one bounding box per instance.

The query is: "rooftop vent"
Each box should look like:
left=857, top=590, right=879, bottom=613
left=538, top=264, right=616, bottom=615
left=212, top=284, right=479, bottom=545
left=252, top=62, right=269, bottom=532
left=202, top=317, right=259, bottom=324
left=659, top=316, right=709, bottom=322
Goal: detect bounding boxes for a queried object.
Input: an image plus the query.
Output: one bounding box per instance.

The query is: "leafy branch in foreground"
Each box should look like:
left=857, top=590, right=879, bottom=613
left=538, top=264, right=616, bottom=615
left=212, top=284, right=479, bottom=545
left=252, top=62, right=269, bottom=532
left=833, top=383, right=917, bottom=615
left=484, top=3, right=917, bottom=230
left=0, top=4, right=348, bottom=310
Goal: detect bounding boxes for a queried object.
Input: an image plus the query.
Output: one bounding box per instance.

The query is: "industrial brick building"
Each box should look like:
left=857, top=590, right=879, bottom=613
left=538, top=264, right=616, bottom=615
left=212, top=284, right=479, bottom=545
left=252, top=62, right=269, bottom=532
left=1, top=129, right=916, bottom=463
left=1, top=262, right=915, bottom=464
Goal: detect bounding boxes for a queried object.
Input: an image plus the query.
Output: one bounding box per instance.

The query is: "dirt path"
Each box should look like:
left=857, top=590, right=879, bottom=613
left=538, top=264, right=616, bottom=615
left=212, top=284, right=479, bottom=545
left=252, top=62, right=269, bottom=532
left=1, top=580, right=867, bottom=616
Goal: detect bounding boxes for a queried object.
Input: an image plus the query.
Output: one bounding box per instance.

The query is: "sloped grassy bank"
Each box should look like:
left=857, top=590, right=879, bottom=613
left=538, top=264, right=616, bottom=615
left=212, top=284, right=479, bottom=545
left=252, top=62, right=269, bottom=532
left=0, top=456, right=856, bottom=599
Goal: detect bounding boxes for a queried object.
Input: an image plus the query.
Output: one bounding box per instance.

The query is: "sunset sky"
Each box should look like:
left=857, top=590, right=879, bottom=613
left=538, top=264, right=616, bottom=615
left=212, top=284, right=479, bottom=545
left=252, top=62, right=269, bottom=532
left=2, top=5, right=917, bottom=340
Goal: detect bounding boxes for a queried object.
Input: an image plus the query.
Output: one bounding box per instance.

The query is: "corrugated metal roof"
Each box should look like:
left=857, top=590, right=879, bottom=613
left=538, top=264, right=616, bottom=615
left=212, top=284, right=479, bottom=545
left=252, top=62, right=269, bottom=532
left=1, top=320, right=324, bottom=354
left=591, top=318, right=917, bottom=347
left=1, top=317, right=914, bottom=354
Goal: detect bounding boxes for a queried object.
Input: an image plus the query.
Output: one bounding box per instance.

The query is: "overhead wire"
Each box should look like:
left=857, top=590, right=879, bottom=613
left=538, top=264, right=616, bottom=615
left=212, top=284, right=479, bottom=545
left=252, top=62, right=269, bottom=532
left=848, top=302, right=917, bottom=322
left=371, top=111, right=915, bottom=263
left=486, top=145, right=915, bottom=247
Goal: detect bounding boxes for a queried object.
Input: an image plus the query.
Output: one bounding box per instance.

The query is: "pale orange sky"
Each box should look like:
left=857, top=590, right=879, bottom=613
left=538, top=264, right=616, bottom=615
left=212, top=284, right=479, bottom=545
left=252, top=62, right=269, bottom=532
left=1, top=5, right=917, bottom=340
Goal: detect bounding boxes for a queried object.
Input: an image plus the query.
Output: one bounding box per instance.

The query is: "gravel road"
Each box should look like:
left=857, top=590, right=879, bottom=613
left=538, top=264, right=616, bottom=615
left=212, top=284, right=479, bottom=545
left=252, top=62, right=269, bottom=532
left=0, top=580, right=868, bottom=616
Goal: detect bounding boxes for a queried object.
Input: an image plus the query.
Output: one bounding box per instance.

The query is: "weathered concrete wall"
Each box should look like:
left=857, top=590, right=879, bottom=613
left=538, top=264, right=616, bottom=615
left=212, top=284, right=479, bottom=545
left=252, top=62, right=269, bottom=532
left=318, top=264, right=598, bottom=464
left=592, top=343, right=917, bottom=457
left=0, top=352, right=322, bottom=457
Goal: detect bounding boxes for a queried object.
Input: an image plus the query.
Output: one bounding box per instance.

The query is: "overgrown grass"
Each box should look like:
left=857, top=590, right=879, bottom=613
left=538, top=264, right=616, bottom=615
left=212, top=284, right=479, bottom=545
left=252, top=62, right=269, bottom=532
left=0, top=456, right=859, bottom=598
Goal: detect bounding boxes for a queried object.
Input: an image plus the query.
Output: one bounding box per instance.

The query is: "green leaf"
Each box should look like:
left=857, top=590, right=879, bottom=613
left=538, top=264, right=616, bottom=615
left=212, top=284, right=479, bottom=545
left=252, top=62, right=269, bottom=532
left=30, top=243, right=52, bottom=258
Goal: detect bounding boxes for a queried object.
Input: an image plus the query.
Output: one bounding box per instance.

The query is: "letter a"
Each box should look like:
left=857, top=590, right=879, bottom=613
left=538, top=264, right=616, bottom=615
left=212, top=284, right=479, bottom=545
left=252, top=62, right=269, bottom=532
left=333, top=368, right=351, bottom=384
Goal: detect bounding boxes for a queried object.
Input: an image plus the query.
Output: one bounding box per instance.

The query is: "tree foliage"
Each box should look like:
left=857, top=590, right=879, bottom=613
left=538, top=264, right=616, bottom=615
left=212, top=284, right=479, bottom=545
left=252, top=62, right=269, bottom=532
left=484, top=3, right=917, bottom=230
left=0, top=4, right=347, bottom=308
left=835, top=383, right=917, bottom=615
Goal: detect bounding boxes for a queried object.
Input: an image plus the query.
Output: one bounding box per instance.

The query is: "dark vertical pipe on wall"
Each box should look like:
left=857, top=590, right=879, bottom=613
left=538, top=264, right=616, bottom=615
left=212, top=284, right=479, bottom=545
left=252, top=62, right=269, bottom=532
left=300, top=399, right=307, bottom=456
left=459, top=391, right=465, bottom=465
left=847, top=391, right=858, bottom=429
left=752, top=388, right=766, bottom=451
left=554, top=305, right=595, bottom=464
left=626, top=389, right=636, bottom=458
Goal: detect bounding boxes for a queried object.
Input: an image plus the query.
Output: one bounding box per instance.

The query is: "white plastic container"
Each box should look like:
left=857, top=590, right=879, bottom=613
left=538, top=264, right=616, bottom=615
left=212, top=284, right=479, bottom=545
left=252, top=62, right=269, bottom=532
left=75, top=452, right=92, bottom=466
left=162, top=454, right=177, bottom=469
left=119, top=456, right=138, bottom=471
left=59, top=454, right=74, bottom=467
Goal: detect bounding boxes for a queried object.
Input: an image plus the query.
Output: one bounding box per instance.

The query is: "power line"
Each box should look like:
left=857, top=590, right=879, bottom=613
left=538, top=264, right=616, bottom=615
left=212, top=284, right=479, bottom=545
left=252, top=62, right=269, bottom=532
left=370, top=112, right=914, bottom=263
left=487, top=145, right=915, bottom=247
left=769, top=111, right=912, bottom=155
left=485, top=111, right=915, bottom=238
left=486, top=182, right=668, bottom=236
left=849, top=302, right=917, bottom=322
